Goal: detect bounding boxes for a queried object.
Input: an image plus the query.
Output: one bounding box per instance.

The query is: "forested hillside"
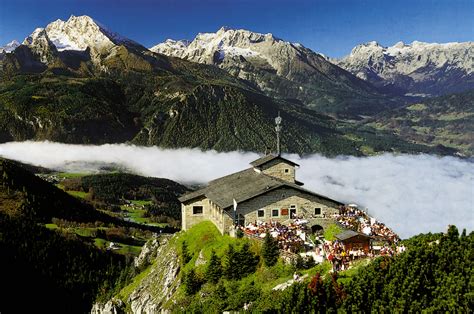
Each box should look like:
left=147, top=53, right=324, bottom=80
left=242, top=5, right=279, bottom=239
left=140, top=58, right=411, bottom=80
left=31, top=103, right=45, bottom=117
left=97, top=221, right=472, bottom=313
left=250, top=226, right=472, bottom=312
left=61, top=172, right=188, bottom=226
left=0, top=159, right=171, bottom=312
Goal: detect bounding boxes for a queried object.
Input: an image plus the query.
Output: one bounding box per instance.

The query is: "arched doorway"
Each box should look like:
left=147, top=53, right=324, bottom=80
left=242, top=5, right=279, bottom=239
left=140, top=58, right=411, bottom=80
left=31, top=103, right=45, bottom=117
left=311, top=224, right=324, bottom=235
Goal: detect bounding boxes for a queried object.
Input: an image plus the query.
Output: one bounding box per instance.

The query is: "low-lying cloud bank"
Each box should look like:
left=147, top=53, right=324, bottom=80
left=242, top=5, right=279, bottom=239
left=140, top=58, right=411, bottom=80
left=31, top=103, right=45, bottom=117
left=0, top=141, right=472, bottom=239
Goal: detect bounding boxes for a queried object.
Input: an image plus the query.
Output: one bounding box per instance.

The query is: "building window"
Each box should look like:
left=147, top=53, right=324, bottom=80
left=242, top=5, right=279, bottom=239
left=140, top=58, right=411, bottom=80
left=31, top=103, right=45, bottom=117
left=284, top=168, right=290, bottom=173
left=258, top=209, right=265, bottom=218
left=314, top=207, right=321, bottom=215
left=272, top=209, right=279, bottom=217
left=284, top=204, right=295, bottom=217
left=237, top=214, right=245, bottom=226
left=193, top=206, right=203, bottom=215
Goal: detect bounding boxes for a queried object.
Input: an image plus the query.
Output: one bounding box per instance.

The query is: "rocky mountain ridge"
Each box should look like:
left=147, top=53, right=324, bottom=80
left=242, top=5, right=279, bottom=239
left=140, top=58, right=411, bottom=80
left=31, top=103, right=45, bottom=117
left=335, top=40, right=474, bottom=96
left=3, top=15, right=152, bottom=73
left=0, top=16, right=471, bottom=156
left=150, top=27, right=386, bottom=115
left=0, top=40, right=20, bottom=53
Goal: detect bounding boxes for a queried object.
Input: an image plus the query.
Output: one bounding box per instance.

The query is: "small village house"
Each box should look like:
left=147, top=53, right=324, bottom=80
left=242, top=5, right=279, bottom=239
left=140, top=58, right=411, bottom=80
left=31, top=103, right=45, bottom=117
left=335, top=230, right=371, bottom=253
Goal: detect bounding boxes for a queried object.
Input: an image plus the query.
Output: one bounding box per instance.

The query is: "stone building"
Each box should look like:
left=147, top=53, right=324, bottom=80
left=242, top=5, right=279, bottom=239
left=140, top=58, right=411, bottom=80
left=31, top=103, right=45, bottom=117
left=179, top=154, right=344, bottom=235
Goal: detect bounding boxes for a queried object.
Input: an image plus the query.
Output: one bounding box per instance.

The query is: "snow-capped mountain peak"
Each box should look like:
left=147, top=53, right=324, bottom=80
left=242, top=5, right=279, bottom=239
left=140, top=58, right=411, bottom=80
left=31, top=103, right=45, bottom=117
left=0, top=40, right=20, bottom=53
left=337, top=40, right=474, bottom=96
left=23, top=28, right=46, bottom=45
left=150, top=27, right=288, bottom=67
left=148, top=26, right=375, bottom=109
left=44, top=15, right=114, bottom=51
left=17, top=15, right=143, bottom=67
left=21, top=15, right=140, bottom=53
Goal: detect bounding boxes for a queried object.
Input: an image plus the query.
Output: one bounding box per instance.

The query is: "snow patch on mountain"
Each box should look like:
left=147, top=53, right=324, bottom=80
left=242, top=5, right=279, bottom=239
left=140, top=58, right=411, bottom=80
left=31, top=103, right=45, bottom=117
left=150, top=27, right=275, bottom=64
left=335, top=40, right=474, bottom=95
left=44, top=16, right=115, bottom=51
left=22, top=15, right=139, bottom=53
left=149, top=26, right=327, bottom=79
left=0, top=40, right=20, bottom=53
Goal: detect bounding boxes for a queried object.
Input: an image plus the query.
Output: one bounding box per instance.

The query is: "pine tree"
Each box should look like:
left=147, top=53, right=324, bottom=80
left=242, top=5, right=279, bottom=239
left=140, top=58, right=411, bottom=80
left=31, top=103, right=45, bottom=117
left=222, top=244, right=237, bottom=280
left=205, top=250, right=222, bottom=284
left=236, top=228, right=244, bottom=238
left=236, top=242, right=259, bottom=277
left=262, top=232, right=279, bottom=267
left=183, top=268, right=201, bottom=295
left=181, top=240, right=191, bottom=265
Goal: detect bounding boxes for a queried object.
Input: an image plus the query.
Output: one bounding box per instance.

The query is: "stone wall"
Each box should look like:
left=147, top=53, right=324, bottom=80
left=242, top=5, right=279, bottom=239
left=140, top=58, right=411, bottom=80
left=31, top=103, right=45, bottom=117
left=260, top=159, right=295, bottom=183
left=182, top=187, right=341, bottom=235
left=236, top=187, right=340, bottom=225
left=181, top=196, right=211, bottom=231
left=182, top=197, right=234, bottom=234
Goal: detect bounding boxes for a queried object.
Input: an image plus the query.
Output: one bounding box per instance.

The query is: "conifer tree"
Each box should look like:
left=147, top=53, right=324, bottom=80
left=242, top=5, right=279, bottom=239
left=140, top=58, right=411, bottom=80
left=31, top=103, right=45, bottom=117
left=262, top=232, right=279, bottom=267
left=222, top=244, right=237, bottom=280
left=183, top=268, right=201, bottom=295
left=236, top=242, right=259, bottom=277
left=205, top=250, right=222, bottom=284
left=181, top=241, right=191, bottom=265
left=304, top=255, right=316, bottom=269
left=293, top=254, right=305, bottom=270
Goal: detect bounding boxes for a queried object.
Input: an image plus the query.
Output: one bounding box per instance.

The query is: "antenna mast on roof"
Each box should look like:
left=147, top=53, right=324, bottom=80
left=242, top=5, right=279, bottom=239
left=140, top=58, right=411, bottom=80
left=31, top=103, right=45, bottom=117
left=275, top=112, right=282, bottom=156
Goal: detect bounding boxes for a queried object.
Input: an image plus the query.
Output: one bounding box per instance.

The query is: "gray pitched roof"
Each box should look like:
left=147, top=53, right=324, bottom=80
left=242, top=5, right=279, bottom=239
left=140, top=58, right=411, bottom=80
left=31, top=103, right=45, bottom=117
left=179, top=167, right=343, bottom=209
left=250, top=154, right=299, bottom=168
left=335, top=230, right=371, bottom=241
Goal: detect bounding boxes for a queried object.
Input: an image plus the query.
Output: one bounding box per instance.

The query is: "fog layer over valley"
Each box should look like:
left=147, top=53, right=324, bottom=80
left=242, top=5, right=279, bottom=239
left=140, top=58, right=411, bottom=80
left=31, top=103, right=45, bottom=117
left=0, top=141, right=472, bottom=238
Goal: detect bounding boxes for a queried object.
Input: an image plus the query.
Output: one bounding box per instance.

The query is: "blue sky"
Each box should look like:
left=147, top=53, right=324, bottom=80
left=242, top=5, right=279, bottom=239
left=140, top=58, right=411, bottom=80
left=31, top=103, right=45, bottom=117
left=0, top=0, right=472, bottom=57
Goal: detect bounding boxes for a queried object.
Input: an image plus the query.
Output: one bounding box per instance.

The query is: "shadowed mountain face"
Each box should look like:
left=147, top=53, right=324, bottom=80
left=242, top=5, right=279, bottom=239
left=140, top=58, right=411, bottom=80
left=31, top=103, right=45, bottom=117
left=335, top=41, right=474, bottom=97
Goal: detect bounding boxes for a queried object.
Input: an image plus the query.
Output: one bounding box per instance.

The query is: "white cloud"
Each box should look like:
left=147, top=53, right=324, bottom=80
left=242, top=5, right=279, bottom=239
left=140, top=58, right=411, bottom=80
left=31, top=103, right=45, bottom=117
left=0, top=141, right=472, bottom=238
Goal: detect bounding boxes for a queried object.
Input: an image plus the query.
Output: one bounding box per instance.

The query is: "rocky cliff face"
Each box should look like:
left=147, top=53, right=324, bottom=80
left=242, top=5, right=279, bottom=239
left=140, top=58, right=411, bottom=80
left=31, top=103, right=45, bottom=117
left=43, top=15, right=136, bottom=53
left=128, top=235, right=181, bottom=313
left=335, top=41, right=474, bottom=96
left=92, top=234, right=181, bottom=314
left=150, top=27, right=383, bottom=112
left=4, top=15, right=148, bottom=73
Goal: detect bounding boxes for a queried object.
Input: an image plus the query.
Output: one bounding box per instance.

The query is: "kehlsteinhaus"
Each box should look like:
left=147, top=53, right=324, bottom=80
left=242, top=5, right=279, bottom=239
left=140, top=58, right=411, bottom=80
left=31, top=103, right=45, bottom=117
left=179, top=153, right=344, bottom=235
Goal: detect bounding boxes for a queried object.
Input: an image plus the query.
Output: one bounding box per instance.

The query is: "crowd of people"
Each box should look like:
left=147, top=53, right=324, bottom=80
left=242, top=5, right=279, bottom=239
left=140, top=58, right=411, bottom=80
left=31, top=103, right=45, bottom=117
left=240, top=221, right=308, bottom=253
left=237, top=203, right=405, bottom=272
left=332, top=205, right=400, bottom=243
left=322, top=240, right=370, bottom=272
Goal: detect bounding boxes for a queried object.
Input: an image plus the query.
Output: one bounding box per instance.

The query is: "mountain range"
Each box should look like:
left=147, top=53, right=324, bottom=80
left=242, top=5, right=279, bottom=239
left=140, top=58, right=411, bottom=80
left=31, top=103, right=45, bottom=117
left=0, top=15, right=472, bottom=156
left=150, top=27, right=387, bottom=116
left=335, top=40, right=474, bottom=97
